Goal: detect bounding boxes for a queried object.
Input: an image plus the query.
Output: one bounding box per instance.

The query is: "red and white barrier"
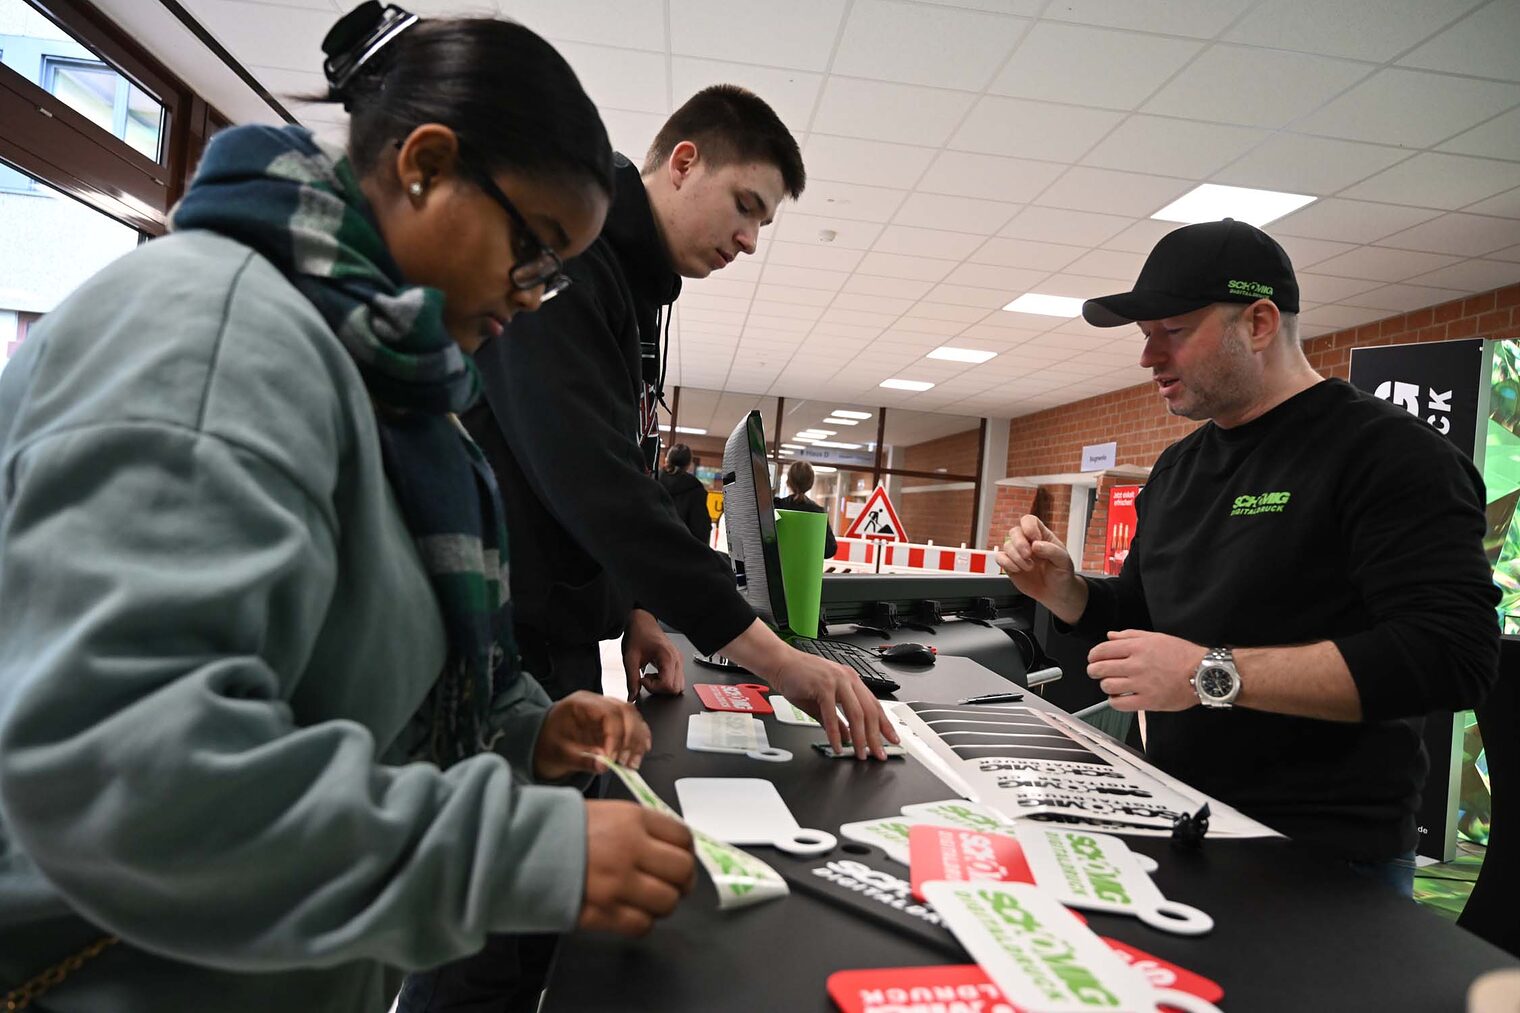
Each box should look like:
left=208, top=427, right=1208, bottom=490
left=833, top=537, right=998, bottom=575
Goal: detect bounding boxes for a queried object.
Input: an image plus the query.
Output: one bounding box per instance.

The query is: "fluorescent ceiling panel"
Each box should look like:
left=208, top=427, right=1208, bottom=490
left=1002, top=293, right=1084, bottom=317
left=927, top=346, right=999, bottom=363
left=1151, top=183, right=1315, bottom=227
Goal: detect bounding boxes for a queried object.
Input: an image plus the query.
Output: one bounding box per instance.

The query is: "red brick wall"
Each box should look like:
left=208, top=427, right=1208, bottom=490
left=1002, top=282, right=1520, bottom=559
left=898, top=486, right=975, bottom=546
left=901, top=427, right=981, bottom=475
left=988, top=486, right=1037, bottom=547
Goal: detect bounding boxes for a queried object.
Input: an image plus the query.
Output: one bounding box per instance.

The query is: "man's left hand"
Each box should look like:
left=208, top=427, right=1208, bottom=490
left=534, top=691, right=653, bottom=780
left=1086, top=630, right=1207, bottom=712
left=622, top=608, right=685, bottom=701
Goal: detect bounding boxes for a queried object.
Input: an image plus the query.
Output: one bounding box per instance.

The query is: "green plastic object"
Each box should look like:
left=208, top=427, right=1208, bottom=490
left=775, top=509, right=826, bottom=638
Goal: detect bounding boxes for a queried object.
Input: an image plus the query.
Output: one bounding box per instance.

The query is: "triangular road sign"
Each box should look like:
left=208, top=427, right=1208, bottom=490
left=843, top=485, right=908, bottom=542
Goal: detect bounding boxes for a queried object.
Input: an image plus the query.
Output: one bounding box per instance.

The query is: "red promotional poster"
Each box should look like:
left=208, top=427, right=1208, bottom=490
left=827, top=949, right=1223, bottom=1013
left=1104, top=485, right=1142, bottom=576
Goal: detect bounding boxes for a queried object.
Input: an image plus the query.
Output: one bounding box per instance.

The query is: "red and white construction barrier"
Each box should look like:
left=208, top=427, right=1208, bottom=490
left=833, top=537, right=998, bottom=575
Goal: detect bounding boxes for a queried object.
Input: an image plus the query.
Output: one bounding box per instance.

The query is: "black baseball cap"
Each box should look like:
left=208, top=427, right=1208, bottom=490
left=1082, top=219, right=1299, bottom=328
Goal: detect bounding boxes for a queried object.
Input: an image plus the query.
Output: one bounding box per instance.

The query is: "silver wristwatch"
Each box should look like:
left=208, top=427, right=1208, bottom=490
left=1191, top=647, right=1241, bottom=708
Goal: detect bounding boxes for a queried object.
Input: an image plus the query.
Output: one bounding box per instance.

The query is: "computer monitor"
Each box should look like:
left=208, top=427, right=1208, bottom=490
left=722, top=409, right=788, bottom=629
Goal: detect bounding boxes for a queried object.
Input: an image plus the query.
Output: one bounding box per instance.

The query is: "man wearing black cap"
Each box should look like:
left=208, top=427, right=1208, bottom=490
left=998, top=219, right=1499, bottom=895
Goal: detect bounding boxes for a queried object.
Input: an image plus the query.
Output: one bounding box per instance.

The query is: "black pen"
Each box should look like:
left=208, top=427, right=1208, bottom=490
left=957, top=691, right=1024, bottom=705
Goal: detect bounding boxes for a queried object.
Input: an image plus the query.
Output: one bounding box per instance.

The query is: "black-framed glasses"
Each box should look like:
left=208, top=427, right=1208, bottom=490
left=466, top=167, right=572, bottom=301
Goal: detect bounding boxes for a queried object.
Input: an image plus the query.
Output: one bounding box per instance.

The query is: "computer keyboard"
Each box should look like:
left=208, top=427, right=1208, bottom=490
left=790, top=637, right=900, bottom=698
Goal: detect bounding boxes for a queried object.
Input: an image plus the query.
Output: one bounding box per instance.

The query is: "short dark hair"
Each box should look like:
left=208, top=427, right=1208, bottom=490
left=642, top=85, right=805, bottom=199
left=786, top=460, right=815, bottom=496
left=665, top=443, right=693, bottom=474
left=335, top=17, right=614, bottom=199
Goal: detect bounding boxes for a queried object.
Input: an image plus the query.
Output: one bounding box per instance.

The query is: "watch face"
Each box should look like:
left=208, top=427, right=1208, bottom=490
left=1199, top=666, right=1235, bottom=699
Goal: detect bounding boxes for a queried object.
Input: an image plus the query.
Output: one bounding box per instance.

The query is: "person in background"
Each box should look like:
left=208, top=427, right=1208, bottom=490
left=776, top=459, right=838, bottom=559
left=0, top=7, right=693, bottom=1012
left=657, top=442, right=711, bottom=545
left=998, top=219, right=1499, bottom=898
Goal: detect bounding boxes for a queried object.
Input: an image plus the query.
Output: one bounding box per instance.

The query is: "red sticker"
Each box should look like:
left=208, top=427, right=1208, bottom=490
left=828, top=951, right=1223, bottom=1013
left=694, top=683, right=773, bottom=714
left=908, top=825, right=1034, bottom=902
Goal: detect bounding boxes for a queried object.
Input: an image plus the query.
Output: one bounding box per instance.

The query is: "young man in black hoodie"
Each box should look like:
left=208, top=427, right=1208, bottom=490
left=998, top=221, right=1499, bottom=898
left=461, top=85, right=893, bottom=757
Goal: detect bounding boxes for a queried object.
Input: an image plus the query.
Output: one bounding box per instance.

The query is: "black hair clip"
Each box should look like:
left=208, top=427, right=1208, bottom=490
left=1170, top=802, right=1211, bottom=850
left=321, top=2, right=419, bottom=110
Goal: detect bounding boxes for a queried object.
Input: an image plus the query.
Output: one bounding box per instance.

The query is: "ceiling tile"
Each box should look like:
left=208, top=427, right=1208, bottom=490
left=1311, top=246, right=1463, bottom=282
left=1405, top=259, right=1520, bottom=292
left=181, top=0, right=336, bottom=70
left=771, top=212, right=884, bottom=250
left=1379, top=213, right=1520, bottom=257
left=1044, top=0, right=1252, bottom=38
left=831, top=0, right=1028, bottom=91
left=1398, top=1, right=1520, bottom=82
left=892, top=193, right=1019, bottom=234
left=803, top=136, right=939, bottom=189
left=925, top=283, right=1017, bottom=309
left=1035, top=274, right=1132, bottom=299
left=1295, top=274, right=1386, bottom=304
left=1341, top=153, right=1520, bottom=210
left=843, top=274, right=935, bottom=299
left=1099, top=218, right=1179, bottom=253
left=1082, top=116, right=1268, bottom=178
left=668, top=0, right=848, bottom=70
left=855, top=252, right=958, bottom=281
left=750, top=300, right=826, bottom=321
left=999, top=206, right=1135, bottom=245
left=949, top=96, right=1124, bottom=162
left=1272, top=198, right=1442, bottom=244
left=1296, top=69, right=1520, bottom=148
left=669, top=58, right=823, bottom=131
left=1340, top=283, right=1469, bottom=313
left=1491, top=244, right=1520, bottom=264
left=944, top=261, right=1054, bottom=289
left=812, top=78, right=977, bottom=146
left=1274, top=235, right=1359, bottom=268
left=1465, top=188, right=1520, bottom=220
left=901, top=301, right=989, bottom=323
left=872, top=225, right=985, bottom=260
left=754, top=283, right=836, bottom=307
left=820, top=306, right=902, bottom=328
left=1143, top=45, right=1369, bottom=130
left=1439, top=107, right=1520, bottom=162
left=790, top=180, right=908, bottom=223
left=1221, top=0, right=1484, bottom=62
left=833, top=292, right=916, bottom=315
left=921, top=150, right=1066, bottom=203
left=600, top=109, right=668, bottom=162
left=1211, top=135, right=1411, bottom=195
left=987, top=21, right=1202, bottom=110
left=1036, top=168, right=1192, bottom=217
left=764, top=240, right=865, bottom=273
left=499, top=0, right=666, bottom=50
left=554, top=42, right=668, bottom=114
left=1063, top=248, right=1148, bottom=280
left=759, top=263, right=849, bottom=292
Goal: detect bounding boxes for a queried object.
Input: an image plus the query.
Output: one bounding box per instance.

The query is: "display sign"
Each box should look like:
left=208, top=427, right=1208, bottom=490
left=1350, top=337, right=1489, bottom=864
left=1081, top=440, right=1117, bottom=472
left=1104, top=484, right=1141, bottom=576
left=842, top=485, right=908, bottom=542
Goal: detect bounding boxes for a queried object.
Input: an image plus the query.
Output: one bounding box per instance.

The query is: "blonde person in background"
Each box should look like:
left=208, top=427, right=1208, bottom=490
left=0, top=6, right=695, bottom=1011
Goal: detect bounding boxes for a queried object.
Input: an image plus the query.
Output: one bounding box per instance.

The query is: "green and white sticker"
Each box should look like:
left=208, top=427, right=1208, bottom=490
left=598, top=755, right=789, bottom=910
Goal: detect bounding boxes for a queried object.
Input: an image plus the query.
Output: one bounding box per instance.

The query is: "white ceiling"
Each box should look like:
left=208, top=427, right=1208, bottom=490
left=156, top=0, right=1520, bottom=419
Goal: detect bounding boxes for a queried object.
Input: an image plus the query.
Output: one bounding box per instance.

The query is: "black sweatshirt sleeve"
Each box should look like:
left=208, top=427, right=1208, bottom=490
left=473, top=271, right=756, bottom=657
left=1331, top=416, right=1499, bottom=720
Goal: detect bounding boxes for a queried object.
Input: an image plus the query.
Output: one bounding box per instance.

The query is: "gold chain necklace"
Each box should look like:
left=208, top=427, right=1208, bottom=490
left=4, top=935, right=118, bottom=1011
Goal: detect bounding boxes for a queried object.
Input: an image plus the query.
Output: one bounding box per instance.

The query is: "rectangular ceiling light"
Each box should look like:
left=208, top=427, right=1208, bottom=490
left=927, top=346, right=998, bottom=364
left=824, top=417, right=860, bottom=425
left=832, top=409, right=872, bottom=419
left=781, top=443, right=806, bottom=450
left=799, top=429, right=836, bottom=437
left=812, top=440, right=862, bottom=449
left=673, top=426, right=707, bottom=435
left=792, top=435, right=823, bottom=443
left=1002, top=294, right=1083, bottom=317
left=813, top=465, right=838, bottom=474
left=1151, top=183, right=1315, bottom=227
left=880, top=378, right=936, bottom=392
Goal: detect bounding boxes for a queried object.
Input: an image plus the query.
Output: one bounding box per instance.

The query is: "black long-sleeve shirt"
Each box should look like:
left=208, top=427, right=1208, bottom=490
left=1074, top=378, right=1499, bottom=860
left=464, top=157, right=755, bottom=656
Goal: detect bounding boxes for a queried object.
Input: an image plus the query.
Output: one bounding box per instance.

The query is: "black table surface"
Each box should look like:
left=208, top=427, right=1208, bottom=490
left=543, top=636, right=1518, bottom=1012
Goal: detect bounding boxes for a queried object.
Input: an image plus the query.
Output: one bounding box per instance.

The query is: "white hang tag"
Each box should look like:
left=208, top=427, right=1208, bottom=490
left=900, top=799, right=1012, bottom=835
left=675, top=777, right=836, bottom=856
left=839, top=816, right=917, bottom=864
left=770, top=695, right=821, bottom=726
left=686, top=712, right=791, bottom=763
left=1015, top=825, right=1213, bottom=936
left=923, top=881, right=1219, bottom=1013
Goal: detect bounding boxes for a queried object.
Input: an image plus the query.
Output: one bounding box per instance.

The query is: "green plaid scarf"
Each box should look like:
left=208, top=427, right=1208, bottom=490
left=170, top=125, right=516, bottom=768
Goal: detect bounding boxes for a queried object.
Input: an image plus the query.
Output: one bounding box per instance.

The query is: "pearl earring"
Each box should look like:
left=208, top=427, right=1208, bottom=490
left=408, top=180, right=424, bottom=198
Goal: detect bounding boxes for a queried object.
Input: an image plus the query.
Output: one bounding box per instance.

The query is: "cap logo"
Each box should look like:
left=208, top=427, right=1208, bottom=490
left=1227, top=279, right=1273, bottom=298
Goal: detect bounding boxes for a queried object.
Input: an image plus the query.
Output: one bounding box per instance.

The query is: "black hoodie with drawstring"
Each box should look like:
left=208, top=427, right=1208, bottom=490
left=464, top=155, right=756, bottom=689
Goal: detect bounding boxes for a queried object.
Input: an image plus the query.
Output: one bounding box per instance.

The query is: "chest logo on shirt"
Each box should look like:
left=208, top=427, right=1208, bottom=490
left=1230, top=491, right=1292, bottom=516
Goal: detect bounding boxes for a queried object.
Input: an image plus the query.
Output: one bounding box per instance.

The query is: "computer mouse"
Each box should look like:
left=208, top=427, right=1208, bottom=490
left=880, top=642, right=936, bottom=666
